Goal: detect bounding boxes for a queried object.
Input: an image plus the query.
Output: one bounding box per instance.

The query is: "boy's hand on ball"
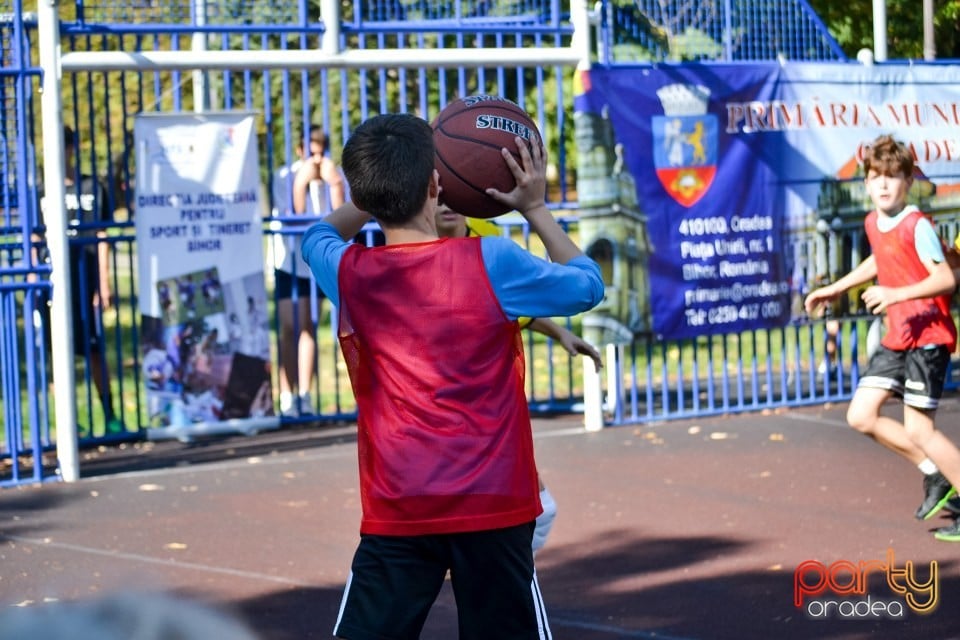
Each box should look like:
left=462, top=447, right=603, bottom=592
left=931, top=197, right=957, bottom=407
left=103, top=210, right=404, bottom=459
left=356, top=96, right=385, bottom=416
left=487, top=136, right=547, bottom=216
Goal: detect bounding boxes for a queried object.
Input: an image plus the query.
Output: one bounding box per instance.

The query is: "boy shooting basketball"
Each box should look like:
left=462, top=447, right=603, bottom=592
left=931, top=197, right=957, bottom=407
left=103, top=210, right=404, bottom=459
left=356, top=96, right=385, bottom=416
left=302, top=113, right=603, bottom=638
left=804, top=134, right=960, bottom=541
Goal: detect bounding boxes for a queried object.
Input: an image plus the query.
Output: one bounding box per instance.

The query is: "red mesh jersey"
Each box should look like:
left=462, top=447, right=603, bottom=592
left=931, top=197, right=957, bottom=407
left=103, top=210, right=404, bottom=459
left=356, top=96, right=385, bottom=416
left=337, top=237, right=541, bottom=535
left=865, top=209, right=957, bottom=351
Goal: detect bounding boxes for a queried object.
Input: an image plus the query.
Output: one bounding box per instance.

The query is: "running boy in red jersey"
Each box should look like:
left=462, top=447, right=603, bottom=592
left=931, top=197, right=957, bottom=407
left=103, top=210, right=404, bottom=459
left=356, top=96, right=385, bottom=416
left=804, top=134, right=960, bottom=541
left=302, top=113, right=604, bottom=638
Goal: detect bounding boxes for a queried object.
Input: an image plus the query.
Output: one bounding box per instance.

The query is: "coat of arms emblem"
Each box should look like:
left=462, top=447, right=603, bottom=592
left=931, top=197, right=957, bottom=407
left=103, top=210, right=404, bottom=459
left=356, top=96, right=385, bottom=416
left=652, top=84, right=717, bottom=207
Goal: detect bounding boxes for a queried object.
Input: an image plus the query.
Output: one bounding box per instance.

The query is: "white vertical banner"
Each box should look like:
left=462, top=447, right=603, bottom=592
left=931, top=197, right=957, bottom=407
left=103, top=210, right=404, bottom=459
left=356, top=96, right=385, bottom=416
left=134, top=112, right=278, bottom=441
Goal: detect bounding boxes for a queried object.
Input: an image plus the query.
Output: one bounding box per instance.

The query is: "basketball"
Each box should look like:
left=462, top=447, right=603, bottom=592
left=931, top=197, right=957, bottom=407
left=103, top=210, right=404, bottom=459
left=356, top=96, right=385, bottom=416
left=432, top=95, right=541, bottom=218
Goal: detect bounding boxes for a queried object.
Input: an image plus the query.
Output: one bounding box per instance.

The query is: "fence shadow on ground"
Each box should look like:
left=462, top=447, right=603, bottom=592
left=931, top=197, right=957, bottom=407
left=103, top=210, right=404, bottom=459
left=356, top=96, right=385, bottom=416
left=75, top=423, right=359, bottom=479
left=214, top=527, right=960, bottom=640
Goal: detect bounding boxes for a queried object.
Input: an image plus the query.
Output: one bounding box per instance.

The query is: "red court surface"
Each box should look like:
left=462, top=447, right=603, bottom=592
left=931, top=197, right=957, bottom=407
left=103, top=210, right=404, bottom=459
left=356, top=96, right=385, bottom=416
left=3, top=399, right=960, bottom=639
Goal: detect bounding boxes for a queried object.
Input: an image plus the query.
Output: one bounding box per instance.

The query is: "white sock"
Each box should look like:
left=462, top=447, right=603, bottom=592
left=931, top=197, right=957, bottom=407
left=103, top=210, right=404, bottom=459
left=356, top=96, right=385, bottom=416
left=919, top=459, right=939, bottom=475
left=279, top=391, right=294, bottom=411
left=532, top=488, right=557, bottom=553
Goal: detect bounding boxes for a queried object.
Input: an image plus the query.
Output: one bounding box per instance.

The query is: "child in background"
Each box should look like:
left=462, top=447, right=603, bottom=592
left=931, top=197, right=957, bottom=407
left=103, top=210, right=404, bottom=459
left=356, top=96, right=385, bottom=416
left=271, top=126, right=346, bottom=417
left=804, top=134, right=960, bottom=541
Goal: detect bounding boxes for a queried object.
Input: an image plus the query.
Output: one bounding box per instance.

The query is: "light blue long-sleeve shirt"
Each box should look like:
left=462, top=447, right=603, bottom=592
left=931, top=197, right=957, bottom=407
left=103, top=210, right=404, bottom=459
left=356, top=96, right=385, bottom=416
left=301, top=221, right=604, bottom=320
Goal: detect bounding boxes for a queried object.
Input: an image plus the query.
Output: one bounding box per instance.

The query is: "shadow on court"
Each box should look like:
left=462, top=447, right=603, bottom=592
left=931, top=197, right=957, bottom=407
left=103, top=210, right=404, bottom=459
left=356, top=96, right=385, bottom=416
left=3, top=399, right=960, bottom=639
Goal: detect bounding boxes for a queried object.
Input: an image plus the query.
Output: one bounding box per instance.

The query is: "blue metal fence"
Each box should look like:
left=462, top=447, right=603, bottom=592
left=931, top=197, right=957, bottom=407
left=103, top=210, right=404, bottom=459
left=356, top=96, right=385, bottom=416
left=1, top=0, right=869, bottom=486
left=1, top=4, right=54, bottom=485
left=600, top=162, right=960, bottom=427
left=597, top=0, right=845, bottom=63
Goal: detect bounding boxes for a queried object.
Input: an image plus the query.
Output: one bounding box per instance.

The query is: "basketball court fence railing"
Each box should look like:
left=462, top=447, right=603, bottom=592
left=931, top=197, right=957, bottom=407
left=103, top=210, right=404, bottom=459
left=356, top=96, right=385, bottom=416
left=2, top=0, right=958, bottom=485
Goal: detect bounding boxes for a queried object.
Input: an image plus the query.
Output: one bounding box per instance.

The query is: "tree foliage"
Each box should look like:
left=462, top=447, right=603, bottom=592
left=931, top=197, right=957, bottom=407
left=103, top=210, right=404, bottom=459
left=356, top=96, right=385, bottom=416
left=806, top=0, right=960, bottom=59
left=31, top=0, right=960, bottom=213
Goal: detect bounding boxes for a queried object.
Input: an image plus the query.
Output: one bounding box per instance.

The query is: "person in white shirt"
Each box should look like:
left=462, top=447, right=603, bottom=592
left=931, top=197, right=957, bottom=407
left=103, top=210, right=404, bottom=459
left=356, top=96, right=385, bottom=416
left=271, top=126, right=345, bottom=417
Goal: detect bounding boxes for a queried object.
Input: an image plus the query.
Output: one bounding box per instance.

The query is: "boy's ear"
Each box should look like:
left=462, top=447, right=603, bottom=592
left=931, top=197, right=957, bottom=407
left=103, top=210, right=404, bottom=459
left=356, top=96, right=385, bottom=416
left=429, top=169, right=440, bottom=199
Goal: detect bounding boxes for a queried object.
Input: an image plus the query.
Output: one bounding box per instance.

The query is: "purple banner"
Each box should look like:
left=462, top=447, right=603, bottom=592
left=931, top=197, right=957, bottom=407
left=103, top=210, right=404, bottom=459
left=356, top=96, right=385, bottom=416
left=575, top=62, right=960, bottom=340
left=576, top=64, right=790, bottom=339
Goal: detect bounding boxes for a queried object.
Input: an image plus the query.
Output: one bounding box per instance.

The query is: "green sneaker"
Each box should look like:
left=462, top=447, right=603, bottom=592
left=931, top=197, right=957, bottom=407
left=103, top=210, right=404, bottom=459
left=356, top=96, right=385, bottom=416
left=934, top=519, right=960, bottom=542
left=916, top=473, right=956, bottom=520
left=945, top=496, right=960, bottom=516
left=105, top=417, right=126, bottom=435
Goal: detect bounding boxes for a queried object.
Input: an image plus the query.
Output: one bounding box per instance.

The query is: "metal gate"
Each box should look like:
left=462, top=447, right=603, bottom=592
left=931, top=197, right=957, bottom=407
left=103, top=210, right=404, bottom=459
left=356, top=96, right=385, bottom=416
left=2, top=0, right=866, bottom=486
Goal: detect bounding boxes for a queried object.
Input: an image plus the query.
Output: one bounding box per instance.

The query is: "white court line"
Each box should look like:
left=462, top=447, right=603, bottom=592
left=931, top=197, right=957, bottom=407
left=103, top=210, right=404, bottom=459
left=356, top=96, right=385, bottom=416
left=80, top=424, right=588, bottom=484
left=80, top=442, right=358, bottom=483
left=535, top=426, right=591, bottom=438
left=550, top=616, right=699, bottom=640
left=42, top=424, right=693, bottom=639
left=3, top=531, right=702, bottom=639
left=1, top=535, right=312, bottom=587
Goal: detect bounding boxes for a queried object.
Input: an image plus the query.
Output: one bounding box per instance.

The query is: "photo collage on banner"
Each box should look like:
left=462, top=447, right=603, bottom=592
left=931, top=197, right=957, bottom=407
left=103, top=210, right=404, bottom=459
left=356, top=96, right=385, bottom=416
left=134, top=112, right=278, bottom=440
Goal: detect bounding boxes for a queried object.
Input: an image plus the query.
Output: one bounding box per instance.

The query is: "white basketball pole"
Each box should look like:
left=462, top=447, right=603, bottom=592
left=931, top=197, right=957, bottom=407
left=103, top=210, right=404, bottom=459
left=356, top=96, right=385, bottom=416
left=583, top=356, right=604, bottom=432
left=37, top=0, right=80, bottom=481
left=192, top=0, right=211, bottom=111
left=923, top=0, right=935, bottom=61
left=320, top=0, right=341, bottom=56
left=872, top=0, right=887, bottom=62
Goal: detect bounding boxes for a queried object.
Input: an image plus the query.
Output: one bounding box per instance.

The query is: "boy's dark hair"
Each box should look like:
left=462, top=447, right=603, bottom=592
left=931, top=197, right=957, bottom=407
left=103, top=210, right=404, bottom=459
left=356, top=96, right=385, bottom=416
left=863, top=134, right=914, bottom=178
left=300, top=124, right=329, bottom=153
left=63, top=125, right=77, bottom=148
left=341, top=113, right=435, bottom=227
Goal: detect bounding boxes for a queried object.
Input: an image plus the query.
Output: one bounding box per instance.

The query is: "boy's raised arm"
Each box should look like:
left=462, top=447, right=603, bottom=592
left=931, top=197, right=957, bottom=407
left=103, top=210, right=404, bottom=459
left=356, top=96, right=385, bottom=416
left=487, top=137, right=584, bottom=266
left=322, top=201, right=371, bottom=240
left=804, top=255, right=878, bottom=316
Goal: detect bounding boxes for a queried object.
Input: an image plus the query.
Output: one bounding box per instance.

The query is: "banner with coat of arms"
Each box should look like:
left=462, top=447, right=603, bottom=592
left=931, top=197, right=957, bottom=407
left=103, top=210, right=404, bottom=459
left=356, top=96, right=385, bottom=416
left=574, top=63, right=960, bottom=341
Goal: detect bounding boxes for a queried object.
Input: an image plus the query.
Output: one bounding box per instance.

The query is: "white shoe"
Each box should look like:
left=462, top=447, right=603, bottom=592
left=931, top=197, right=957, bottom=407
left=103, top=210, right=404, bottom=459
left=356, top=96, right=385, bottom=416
left=279, top=392, right=297, bottom=418
left=817, top=360, right=836, bottom=377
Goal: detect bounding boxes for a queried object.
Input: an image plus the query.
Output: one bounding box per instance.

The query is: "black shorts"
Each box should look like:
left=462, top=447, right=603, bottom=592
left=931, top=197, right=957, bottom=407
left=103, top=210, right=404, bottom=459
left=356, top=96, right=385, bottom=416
left=274, top=270, right=323, bottom=302
left=334, top=522, right=551, bottom=640
left=70, top=294, right=103, bottom=357
left=36, top=258, right=102, bottom=357
left=858, top=344, right=951, bottom=410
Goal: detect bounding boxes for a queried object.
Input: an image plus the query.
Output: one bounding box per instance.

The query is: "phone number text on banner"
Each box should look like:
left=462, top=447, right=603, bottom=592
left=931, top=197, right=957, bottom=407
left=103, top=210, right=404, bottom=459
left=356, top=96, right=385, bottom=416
left=578, top=64, right=791, bottom=339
